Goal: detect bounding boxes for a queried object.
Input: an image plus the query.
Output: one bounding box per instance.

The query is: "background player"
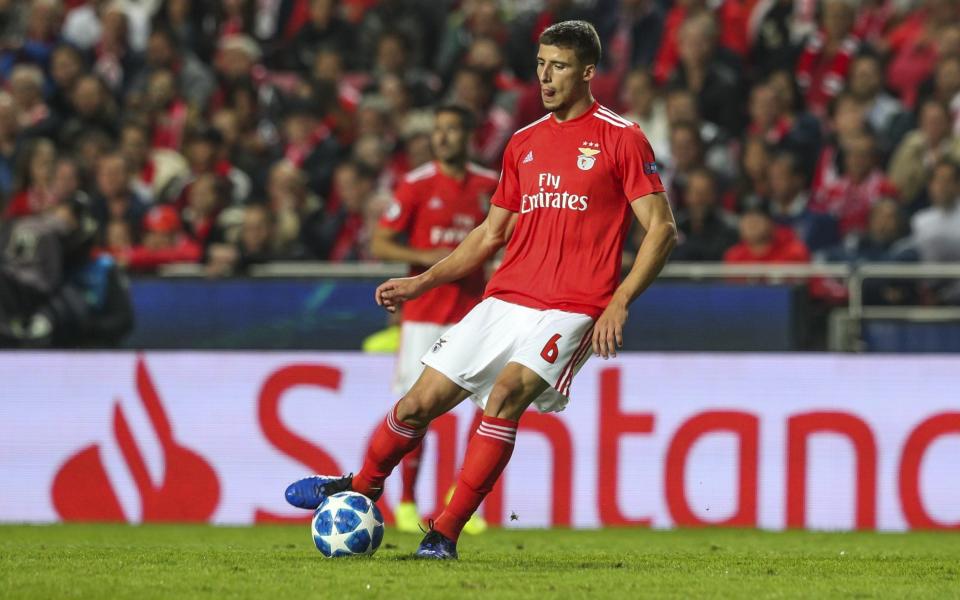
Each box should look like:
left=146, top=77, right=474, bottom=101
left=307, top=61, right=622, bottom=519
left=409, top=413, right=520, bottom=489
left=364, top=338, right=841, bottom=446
left=369, top=105, right=497, bottom=534
left=286, top=20, right=677, bottom=559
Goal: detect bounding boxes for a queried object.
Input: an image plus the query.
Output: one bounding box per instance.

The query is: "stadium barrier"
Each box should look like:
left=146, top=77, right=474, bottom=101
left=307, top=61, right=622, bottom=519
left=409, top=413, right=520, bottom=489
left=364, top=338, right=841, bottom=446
left=2, top=352, right=958, bottom=530
left=147, top=261, right=960, bottom=352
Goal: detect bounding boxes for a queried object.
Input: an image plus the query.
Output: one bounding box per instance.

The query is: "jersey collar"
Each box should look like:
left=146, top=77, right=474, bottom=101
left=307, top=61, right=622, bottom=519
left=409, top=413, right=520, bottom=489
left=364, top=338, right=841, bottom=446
left=549, top=100, right=600, bottom=129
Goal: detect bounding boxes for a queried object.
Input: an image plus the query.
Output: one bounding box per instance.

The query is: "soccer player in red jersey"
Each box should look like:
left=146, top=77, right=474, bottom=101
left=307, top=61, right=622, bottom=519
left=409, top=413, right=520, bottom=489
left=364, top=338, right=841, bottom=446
left=370, top=105, right=498, bottom=534
left=285, top=21, right=677, bottom=559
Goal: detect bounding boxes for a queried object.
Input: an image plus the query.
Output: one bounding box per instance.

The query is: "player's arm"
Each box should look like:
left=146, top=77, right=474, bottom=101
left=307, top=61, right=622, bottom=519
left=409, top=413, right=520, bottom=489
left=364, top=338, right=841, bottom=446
left=370, top=226, right=450, bottom=267
left=375, top=205, right=517, bottom=312
left=592, top=191, right=677, bottom=358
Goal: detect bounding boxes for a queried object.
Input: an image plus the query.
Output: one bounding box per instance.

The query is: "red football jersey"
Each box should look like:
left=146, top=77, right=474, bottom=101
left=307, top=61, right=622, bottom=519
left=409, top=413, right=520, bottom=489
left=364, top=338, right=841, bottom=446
left=485, top=102, right=665, bottom=319
left=380, top=160, right=499, bottom=324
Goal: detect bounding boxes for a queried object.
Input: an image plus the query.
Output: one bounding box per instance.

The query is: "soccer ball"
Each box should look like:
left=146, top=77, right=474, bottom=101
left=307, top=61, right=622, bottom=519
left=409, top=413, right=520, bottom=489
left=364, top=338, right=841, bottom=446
left=311, top=491, right=384, bottom=557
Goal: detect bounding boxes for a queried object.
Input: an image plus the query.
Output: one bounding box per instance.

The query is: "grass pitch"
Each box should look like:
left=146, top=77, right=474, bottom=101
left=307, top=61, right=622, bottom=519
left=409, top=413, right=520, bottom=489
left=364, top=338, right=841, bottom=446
left=0, top=525, right=958, bottom=599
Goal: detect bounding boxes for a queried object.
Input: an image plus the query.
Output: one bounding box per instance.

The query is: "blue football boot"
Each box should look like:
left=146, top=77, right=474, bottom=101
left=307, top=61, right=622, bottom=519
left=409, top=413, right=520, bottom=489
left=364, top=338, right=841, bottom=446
left=415, top=530, right=459, bottom=560
left=284, top=474, right=354, bottom=510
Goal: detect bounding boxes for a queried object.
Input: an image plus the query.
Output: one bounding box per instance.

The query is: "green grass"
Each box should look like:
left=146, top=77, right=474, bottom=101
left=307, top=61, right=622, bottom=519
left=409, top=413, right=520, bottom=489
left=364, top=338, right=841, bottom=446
left=1, top=525, right=958, bottom=599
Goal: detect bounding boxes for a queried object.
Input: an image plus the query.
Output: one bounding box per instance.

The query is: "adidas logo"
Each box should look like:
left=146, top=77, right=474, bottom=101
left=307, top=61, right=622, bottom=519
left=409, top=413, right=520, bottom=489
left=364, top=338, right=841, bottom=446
left=522, top=150, right=534, bottom=164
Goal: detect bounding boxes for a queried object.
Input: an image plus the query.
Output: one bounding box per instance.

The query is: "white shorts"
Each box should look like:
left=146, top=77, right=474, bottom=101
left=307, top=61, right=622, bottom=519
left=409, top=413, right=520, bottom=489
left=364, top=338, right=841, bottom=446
left=421, top=297, right=595, bottom=413
left=393, top=321, right=452, bottom=395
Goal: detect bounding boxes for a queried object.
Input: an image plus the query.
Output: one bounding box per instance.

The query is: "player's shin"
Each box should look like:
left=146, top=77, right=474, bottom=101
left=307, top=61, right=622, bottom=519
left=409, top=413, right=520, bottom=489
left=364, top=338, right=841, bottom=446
left=352, top=403, right=426, bottom=500
left=434, top=415, right=517, bottom=542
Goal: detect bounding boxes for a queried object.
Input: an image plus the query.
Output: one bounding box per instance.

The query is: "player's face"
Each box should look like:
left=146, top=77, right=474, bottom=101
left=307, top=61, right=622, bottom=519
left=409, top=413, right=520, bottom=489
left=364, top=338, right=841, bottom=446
left=537, top=44, right=593, bottom=112
left=431, top=111, right=469, bottom=164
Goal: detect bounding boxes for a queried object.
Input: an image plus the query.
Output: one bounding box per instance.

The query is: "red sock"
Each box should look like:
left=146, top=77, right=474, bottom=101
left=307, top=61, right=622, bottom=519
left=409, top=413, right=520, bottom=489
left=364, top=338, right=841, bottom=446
left=352, top=404, right=425, bottom=499
left=465, top=409, right=483, bottom=444
left=434, top=415, right=517, bottom=542
left=400, top=438, right=424, bottom=503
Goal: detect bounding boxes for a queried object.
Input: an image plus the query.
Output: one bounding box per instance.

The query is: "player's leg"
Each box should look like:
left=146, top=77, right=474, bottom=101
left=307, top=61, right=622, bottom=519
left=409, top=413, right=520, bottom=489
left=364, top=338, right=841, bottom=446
left=285, top=367, right=471, bottom=510
left=422, top=362, right=547, bottom=554
left=350, top=366, right=472, bottom=499
left=455, top=409, right=488, bottom=534
left=394, top=322, right=447, bottom=532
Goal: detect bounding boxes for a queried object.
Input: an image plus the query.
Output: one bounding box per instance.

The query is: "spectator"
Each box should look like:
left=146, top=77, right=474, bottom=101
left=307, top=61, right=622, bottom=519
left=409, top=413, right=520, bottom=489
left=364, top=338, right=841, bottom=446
left=811, top=131, right=898, bottom=238
left=746, top=81, right=821, bottom=173
left=748, top=0, right=802, bottom=79
left=4, top=137, right=57, bottom=219
left=621, top=69, right=669, bottom=163
left=129, top=25, right=216, bottom=110
left=26, top=198, right=133, bottom=347
left=434, top=0, right=507, bottom=82
left=1, top=0, right=62, bottom=77
left=151, top=0, right=214, bottom=62
left=663, top=120, right=705, bottom=211
left=846, top=52, right=910, bottom=155
left=0, top=92, right=19, bottom=199
left=1, top=194, right=132, bottom=347
left=307, top=160, right=377, bottom=260
left=59, top=75, right=118, bottom=150
left=181, top=126, right=252, bottom=206
left=735, top=135, right=772, bottom=211
left=206, top=203, right=276, bottom=276
left=672, top=167, right=738, bottom=261
left=288, top=0, right=357, bottom=73
left=910, top=159, right=960, bottom=262
left=618, top=0, right=664, bottom=70
left=795, top=0, right=859, bottom=117
left=888, top=99, right=960, bottom=208
left=369, top=29, right=439, bottom=107
left=91, top=2, right=138, bottom=95
left=90, top=152, right=148, bottom=243
left=143, top=68, right=190, bottom=152
left=767, top=151, right=840, bottom=253
left=811, top=92, right=868, bottom=195
left=280, top=98, right=341, bottom=196
left=118, top=204, right=201, bottom=273
left=826, top=198, right=916, bottom=264
left=724, top=206, right=811, bottom=264
left=653, top=0, right=746, bottom=85
left=119, top=120, right=189, bottom=205
left=823, top=198, right=918, bottom=305
left=664, top=87, right=735, bottom=178
left=448, top=65, right=512, bottom=166
left=47, top=44, right=87, bottom=118
left=669, top=12, right=743, bottom=135
left=9, top=64, right=55, bottom=139
left=49, top=156, right=90, bottom=208
left=181, top=173, right=229, bottom=248
left=463, top=36, right=521, bottom=111
left=886, top=0, right=960, bottom=108
left=265, top=159, right=320, bottom=259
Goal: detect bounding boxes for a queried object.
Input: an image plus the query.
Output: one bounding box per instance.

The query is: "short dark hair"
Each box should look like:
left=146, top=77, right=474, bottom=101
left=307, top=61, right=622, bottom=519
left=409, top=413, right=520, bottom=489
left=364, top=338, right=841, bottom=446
left=435, top=104, right=476, bottom=131
left=538, top=20, right=601, bottom=67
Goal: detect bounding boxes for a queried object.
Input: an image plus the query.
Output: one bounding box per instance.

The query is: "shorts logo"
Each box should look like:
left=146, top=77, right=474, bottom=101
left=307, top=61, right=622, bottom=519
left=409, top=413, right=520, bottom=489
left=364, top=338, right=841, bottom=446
left=431, top=338, right=447, bottom=353
left=577, top=144, right=600, bottom=171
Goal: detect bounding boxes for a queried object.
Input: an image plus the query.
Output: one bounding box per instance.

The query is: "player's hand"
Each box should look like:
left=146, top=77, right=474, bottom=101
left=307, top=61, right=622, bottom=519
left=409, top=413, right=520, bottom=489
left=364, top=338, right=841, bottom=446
left=375, top=276, right=427, bottom=313
left=593, top=299, right=627, bottom=359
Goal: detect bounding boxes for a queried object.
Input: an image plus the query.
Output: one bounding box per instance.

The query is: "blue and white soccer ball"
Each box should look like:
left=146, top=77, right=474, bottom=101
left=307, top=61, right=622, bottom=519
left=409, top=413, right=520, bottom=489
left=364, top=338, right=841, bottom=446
left=311, top=491, right=384, bottom=558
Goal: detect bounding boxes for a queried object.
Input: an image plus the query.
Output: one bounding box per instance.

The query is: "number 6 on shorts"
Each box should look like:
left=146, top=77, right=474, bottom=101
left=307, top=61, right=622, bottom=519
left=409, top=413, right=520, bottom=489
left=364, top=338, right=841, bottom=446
left=540, top=333, right=562, bottom=364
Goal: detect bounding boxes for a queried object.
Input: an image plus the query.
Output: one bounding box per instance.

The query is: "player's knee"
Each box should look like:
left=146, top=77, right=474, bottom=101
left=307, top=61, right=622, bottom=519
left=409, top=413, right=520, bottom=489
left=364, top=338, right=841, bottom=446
left=394, top=391, right=439, bottom=428
left=485, top=381, right=526, bottom=420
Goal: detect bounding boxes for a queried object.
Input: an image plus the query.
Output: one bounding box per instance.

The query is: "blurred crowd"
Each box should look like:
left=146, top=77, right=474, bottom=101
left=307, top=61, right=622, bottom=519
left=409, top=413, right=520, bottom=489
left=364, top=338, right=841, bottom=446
left=0, top=0, right=958, bottom=311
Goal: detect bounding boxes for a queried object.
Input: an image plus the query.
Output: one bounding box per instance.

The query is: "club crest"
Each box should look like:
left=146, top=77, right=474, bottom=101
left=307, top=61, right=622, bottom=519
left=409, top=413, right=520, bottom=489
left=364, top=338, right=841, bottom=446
left=577, top=146, right=600, bottom=171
